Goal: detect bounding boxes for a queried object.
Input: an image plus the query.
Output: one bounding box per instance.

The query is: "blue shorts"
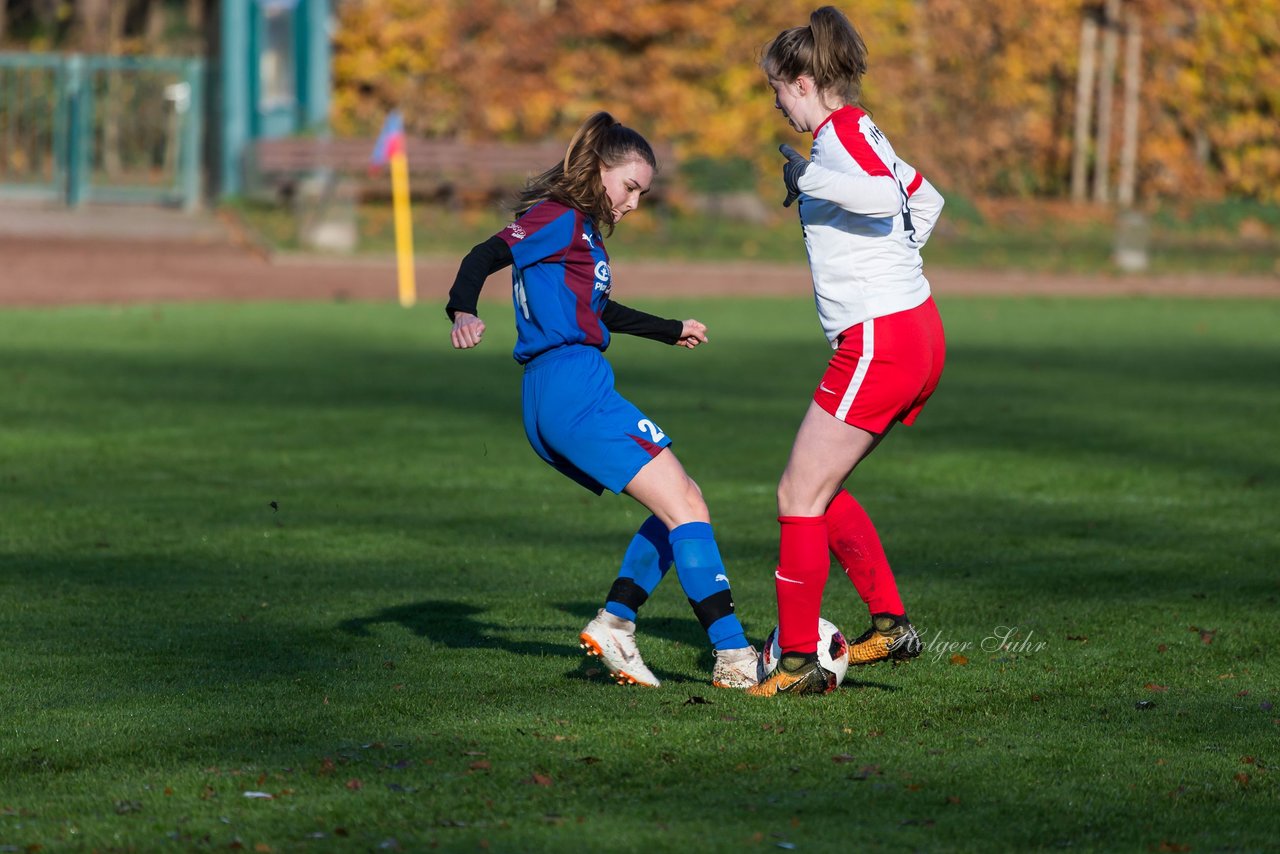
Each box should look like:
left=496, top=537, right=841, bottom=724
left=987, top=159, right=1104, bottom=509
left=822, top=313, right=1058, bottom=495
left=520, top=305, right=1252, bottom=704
left=521, top=345, right=672, bottom=495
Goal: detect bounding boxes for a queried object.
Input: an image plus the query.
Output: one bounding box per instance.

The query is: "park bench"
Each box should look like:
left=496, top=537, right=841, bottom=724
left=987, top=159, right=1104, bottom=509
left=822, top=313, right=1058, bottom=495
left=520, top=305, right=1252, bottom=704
left=245, top=136, right=673, bottom=252
left=246, top=136, right=673, bottom=205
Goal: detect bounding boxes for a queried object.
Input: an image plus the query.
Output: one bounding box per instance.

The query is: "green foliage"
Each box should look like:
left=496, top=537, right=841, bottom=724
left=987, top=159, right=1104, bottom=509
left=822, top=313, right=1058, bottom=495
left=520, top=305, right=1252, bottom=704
left=1152, top=198, right=1280, bottom=235
left=227, top=197, right=1280, bottom=275
left=932, top=190, right=987, bottom=228
left=0, top=298, right=1277, bottom=850
left=679, top=156, right=761, bottom=194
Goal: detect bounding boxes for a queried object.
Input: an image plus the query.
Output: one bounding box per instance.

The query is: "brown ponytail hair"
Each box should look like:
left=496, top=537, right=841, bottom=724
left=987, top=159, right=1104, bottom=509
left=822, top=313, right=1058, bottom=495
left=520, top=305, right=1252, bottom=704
left=761, top=6, right=868, bottom=109
left=515, top=112, right=657, bottom=236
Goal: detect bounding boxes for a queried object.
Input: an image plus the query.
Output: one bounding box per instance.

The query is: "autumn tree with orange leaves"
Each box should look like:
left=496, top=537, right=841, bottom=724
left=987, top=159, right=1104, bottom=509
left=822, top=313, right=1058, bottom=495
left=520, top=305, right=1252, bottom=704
left=332, top=0, right=1280, bottom=203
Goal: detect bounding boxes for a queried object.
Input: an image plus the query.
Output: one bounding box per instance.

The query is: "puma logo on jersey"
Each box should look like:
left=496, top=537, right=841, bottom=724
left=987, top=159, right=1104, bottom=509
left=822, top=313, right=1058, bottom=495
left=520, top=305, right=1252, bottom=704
left=582, top=230, right=594, bottom=248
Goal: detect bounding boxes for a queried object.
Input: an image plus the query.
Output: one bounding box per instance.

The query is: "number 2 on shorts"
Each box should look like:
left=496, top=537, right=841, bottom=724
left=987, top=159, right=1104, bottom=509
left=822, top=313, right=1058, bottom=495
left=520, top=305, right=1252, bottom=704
left=637, top=419, right=665, bottom=443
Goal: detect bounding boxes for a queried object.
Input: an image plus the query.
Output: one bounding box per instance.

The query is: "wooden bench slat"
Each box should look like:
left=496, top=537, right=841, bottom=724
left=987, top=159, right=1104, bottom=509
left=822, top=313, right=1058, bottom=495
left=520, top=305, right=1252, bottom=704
left=246, top=137, right=674, bottom=203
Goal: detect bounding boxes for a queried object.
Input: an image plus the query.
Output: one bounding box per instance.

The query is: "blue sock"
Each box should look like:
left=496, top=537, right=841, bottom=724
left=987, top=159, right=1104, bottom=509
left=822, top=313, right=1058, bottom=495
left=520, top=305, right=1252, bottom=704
left=604, top=515, right=673, bottom=622
left=669, top=521, right=748, bottom=650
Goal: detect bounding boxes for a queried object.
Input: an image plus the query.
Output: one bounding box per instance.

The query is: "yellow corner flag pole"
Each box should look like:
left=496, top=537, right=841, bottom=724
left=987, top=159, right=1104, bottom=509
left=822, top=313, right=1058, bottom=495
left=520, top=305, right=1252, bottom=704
left=389, top=148, right=416, bottom=308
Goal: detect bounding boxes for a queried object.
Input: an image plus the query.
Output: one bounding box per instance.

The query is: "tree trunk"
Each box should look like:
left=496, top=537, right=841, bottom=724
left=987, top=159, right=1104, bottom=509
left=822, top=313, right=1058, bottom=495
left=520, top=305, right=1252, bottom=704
left=1117, top=3, right=1142, bottom=208
left=912, top=0, right=932, bottom=143
left=148, top=0, right=168, bottom=46
left=1092, top=0, right=1122, bottom=204
left=1070, top=7, right=1099, bottom=203
left=100, top=1, right=128, bottom=179
left=75, top=0, right=111, bottom=51
left=0, top=1, right=8, bottom=45
left=186, top=0, right=205, bottom=29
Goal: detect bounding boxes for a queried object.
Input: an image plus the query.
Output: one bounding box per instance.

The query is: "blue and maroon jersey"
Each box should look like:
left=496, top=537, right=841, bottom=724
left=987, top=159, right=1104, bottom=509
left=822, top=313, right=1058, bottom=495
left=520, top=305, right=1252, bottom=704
left=498, top=199, right=613, bottom=364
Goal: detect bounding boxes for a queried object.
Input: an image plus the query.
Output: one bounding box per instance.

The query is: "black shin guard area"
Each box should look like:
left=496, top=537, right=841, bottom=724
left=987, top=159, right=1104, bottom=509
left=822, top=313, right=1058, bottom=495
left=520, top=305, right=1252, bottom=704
left=688, top=589, right=734, bottom=631
left=606, top=577, right=649, bottom=612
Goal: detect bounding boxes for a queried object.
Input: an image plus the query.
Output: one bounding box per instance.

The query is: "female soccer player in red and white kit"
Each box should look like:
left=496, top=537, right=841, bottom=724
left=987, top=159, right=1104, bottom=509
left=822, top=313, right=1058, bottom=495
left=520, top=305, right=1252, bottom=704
left=748, top=6, right=947, bottom=696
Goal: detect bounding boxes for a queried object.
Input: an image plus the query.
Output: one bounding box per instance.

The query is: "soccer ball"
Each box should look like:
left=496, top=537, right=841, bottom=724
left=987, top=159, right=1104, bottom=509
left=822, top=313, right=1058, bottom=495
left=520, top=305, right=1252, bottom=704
left=761, top=618, right=849, bottom=687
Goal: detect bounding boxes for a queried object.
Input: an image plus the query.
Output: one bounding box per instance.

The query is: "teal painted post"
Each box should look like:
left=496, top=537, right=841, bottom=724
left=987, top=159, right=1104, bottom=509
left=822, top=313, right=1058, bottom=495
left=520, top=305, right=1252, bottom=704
left=219, top=0, right=250, bottom=198
left=52, top=56, right=69, bottom=200
left=64, top=54, right=87, bottom=207
left=182, top=58, right=205, bottom=210
left=301, top=0, right=332, bottom=134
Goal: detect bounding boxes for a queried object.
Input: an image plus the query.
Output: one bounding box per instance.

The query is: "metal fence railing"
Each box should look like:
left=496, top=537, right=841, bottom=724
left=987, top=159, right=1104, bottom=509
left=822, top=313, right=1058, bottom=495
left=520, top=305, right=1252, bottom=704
left=0, top=52, right=204, bottom=209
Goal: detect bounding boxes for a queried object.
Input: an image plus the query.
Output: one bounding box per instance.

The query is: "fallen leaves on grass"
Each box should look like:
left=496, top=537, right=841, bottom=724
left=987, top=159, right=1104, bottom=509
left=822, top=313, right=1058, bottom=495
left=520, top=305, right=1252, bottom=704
left=832, top=754, right=857, bottom=763
left=1189, top=625, right=1218, bottom=644
left=950, top=654, right=969, bottom=665
left=1145, top=683, right=1170, bottom=693
left=468, top=760, right=491, bottom=772
left=525, top=773, right=553, bottom=787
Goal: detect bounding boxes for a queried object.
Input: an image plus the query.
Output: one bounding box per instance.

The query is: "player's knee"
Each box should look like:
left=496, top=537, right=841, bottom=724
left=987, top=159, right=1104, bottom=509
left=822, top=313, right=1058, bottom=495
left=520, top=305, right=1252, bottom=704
left=685, top=479, right=710, bottom=520
left=776, top=473, right=797, bottom=513
left=776, top=472, right=819, bottom=517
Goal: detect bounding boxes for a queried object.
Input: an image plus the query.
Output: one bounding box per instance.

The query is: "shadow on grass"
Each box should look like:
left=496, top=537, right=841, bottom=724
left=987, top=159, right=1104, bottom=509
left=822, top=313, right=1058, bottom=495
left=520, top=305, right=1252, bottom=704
left=337, top=598, right=903, bottom=691
left=338, top=599, right=578, bottom=660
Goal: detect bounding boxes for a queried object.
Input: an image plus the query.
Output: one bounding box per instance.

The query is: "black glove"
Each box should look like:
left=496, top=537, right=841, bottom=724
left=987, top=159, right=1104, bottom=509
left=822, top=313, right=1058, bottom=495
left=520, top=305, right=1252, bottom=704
left=779, top=143, right=809, bottom=207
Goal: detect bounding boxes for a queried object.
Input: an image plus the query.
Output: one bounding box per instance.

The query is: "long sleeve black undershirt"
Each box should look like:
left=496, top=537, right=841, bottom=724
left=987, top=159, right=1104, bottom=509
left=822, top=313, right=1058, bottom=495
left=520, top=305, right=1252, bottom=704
left=446, top=235, right=683, bottom=345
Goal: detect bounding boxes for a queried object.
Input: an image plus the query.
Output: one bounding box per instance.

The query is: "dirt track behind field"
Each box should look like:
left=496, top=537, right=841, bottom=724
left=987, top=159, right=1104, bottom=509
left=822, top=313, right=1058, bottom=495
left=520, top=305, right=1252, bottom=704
left=1, top=203, right=1276, bottom=306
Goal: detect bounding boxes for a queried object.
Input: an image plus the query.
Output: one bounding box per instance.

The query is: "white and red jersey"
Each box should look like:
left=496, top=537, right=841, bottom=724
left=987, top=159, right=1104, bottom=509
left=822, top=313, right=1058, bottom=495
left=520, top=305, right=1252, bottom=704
left=794, top=105, right=945, bottom=346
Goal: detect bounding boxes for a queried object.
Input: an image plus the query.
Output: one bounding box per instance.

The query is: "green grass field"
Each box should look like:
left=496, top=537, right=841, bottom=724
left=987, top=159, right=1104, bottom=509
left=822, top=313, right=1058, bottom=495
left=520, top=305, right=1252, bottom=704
left=1, top=296, right=1277, bottom=852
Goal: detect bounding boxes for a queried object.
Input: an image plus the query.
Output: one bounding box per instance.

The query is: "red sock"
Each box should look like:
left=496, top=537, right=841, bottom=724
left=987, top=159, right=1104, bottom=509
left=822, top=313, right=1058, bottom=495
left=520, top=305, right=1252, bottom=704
left=825, top=489, right=905, bottom=615
left=775, top=515, right=828, bottom=654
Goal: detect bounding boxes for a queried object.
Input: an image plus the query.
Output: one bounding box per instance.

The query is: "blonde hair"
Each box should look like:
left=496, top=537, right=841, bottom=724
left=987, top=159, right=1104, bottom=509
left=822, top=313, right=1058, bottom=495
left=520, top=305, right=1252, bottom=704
left=516, top=112, right=657, bottom=236
left=761, top=6, right=868, bottom=108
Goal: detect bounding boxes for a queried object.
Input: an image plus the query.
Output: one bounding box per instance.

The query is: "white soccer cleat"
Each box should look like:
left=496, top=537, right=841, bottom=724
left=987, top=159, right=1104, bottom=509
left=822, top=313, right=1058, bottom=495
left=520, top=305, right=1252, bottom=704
left=712, top=645, right=762, bottom=689
left=579, top=609, right=661, bottom=688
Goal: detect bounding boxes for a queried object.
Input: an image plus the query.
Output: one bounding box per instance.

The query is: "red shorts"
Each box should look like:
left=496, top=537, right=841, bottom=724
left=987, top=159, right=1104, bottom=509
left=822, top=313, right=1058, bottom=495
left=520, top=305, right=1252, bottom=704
left=813, top=297, right=945, bottom=433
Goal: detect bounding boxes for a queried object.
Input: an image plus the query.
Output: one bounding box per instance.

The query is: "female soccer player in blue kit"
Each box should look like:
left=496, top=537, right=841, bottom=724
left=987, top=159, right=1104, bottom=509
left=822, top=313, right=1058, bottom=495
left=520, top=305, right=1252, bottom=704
left=446, top=112, right=760, bottom=690
left=748, top=7, right=947, bottom=697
